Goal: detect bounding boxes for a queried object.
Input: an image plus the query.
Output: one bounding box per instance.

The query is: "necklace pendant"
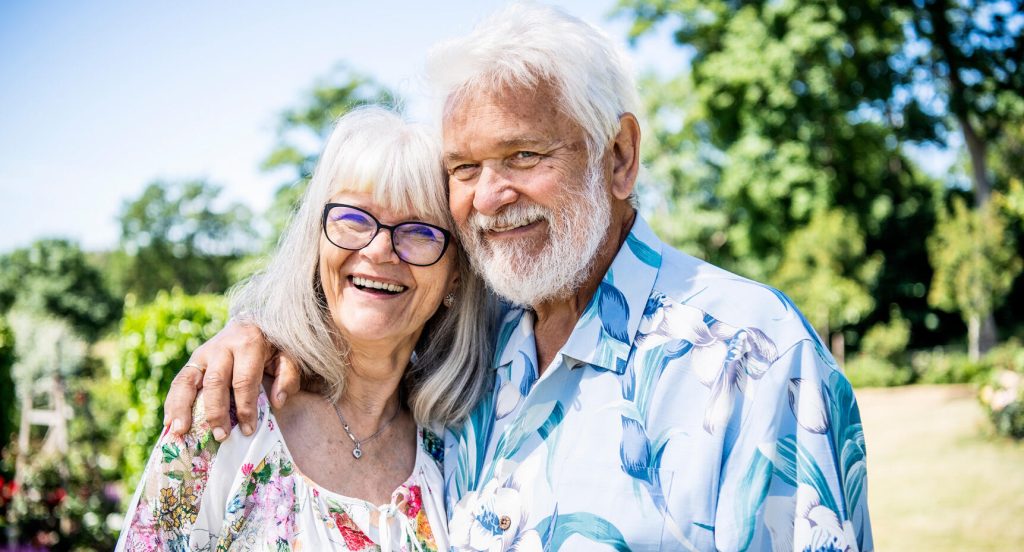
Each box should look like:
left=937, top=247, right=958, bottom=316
left=352, top=446, right=363, bottom=459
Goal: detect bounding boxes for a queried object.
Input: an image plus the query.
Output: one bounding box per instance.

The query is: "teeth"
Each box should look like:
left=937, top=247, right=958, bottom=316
left=352, top=276, right=406, bottom=293
left=490, top=216, right=543, bottom=233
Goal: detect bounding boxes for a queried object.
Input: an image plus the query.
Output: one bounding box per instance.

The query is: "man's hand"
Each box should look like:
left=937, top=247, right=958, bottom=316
left=163, top=319, right=301, bottom=441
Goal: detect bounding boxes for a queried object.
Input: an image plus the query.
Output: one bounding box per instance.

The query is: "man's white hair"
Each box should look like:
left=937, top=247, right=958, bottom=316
left=426, top=1, right=641, bottom=157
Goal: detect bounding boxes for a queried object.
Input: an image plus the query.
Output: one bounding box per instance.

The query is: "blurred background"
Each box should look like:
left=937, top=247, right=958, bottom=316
left=1, top=0, right=1022, bottom=550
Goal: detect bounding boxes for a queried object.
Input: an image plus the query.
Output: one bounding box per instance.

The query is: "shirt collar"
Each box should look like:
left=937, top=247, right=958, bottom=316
left=495, top=215, right=664, bottom=373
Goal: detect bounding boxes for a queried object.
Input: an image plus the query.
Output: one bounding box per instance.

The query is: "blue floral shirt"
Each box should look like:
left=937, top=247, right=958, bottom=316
left=444, top=216, right=872, bottom=551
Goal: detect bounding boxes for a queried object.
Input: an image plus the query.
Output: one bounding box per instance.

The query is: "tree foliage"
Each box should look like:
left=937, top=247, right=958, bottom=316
left=261, top=65, right=396, bottom=249
left=115, top=291, right=227, bottom=485
left=0, top=239, right=122, bottom=341
left=928, top=193, right=1022, bottom=359
left=902, top=0, right=1024, bottom=206
left=618, top=0, right=1014, bottom=348
left=0, top=316, right=15, bottom=458
left=117, top=179, right=256, bottom=301
left=771, top=209, right=882, bottom=336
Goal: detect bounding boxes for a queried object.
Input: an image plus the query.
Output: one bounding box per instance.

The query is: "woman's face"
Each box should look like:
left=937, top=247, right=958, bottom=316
left=318, top=191, right=458, bottom=352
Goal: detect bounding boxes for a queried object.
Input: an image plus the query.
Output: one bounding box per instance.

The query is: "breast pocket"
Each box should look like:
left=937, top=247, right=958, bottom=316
left=550, top=462, right=673, bottom=551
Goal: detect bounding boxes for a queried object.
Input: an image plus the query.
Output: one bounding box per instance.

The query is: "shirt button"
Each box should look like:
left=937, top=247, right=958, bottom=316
left=499, top=515, right=512, bottom=531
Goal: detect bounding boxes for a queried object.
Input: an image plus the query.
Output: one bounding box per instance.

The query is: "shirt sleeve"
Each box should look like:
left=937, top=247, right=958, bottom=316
left=116, top=395, right=223, bottom=551
left=715, top=338, right=874, bottom=552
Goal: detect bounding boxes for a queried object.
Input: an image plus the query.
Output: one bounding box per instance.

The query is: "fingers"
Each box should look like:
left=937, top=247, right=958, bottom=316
left=200, top=345, right=235, bottom=442
left=164, top=363, right=204, bottom=435
left=269, top=354, right=302, bottom=409
left=231, top=335, right=272, bottom=437
left=162, top=319, right=276, bottom=442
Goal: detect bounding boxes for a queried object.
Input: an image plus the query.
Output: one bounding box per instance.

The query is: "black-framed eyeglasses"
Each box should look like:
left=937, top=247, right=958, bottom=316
left=321, top=203, right=452, bottom=267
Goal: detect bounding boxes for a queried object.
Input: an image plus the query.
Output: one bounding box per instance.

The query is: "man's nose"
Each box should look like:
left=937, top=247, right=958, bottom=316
left=473, top=164, right=519, bottom=216
left=361, top=229, right=401, bottom=264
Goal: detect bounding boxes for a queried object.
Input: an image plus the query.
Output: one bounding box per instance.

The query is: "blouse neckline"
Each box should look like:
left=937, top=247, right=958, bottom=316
left=267, top=393, right=427, bottom=510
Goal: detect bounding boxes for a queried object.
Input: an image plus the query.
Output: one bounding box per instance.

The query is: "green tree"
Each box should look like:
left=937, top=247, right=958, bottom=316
left=116, top=291, right=227, bottom=485
left=0, top=239, right=122, bottom=341
left=620, top=0, right=941, bottom=347
left=903, top=0, right=1024, bottom=352
left=261, top=65, right=396, bottom=249
left=904, top=0, right=1023, bottom=208
left=771, top=209, right=882, bottom=357
left=118, top=179, right=256, bottom=300
left=928, top=194, right=1022, bottom=360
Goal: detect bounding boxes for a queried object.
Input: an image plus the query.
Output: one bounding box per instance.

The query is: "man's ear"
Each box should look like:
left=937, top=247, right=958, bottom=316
left=609, top=113, right=641, bottom=201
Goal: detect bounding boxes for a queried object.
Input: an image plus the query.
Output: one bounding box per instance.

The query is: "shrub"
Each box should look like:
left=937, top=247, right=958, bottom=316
left=1, top=355, right=129, bottom=550
left=116, top=290, right=227, bottom=485
left=0, top=316, right=15, bottom=459
left=845, top=355, right=914, bottom=387
left=978, top=341, right=1024, bottom=440
left=912, top=349, right=988, bottom=384
left=845, top=308, right=913, bottom=387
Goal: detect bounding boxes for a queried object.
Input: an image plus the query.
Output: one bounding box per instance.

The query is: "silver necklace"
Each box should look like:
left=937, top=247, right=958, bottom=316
left=330, top=400, right=400, bottom=459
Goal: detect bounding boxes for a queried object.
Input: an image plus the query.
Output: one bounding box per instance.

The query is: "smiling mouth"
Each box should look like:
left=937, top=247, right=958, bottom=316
left=487, top=217, right=544, bottom=234
left=350, top=276, right=407, bottom=295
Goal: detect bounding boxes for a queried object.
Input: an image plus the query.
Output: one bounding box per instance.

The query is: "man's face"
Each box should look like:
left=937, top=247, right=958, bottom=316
left=443, top=83, right=612, bottom=306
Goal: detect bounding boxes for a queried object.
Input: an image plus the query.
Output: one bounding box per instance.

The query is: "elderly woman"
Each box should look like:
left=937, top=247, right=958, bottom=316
left=116, top=107, right=496, bottom=551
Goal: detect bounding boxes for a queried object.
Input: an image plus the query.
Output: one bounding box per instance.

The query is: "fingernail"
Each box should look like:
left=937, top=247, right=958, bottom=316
left=171, top=419, right=184, bottom=434
left=213, top=427, right=227, bottom=441
left=276, top=391, right=288, bottom=406
left=241, top=423, right=254, bottom=436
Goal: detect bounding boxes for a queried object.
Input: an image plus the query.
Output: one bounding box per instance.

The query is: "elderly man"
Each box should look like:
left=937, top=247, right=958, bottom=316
left=164, top=3, right=871, bottom=551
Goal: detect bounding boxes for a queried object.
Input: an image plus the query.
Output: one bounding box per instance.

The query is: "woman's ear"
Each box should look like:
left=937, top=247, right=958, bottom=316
left=446, top=270, right=461, bottom=298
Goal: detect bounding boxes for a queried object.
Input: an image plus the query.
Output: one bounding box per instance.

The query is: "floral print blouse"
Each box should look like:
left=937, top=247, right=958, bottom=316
left=117, top=388, right=447, bottom=552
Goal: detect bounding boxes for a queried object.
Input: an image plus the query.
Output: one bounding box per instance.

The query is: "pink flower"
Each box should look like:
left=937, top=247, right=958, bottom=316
left=241, top=463, right=254, bottom=476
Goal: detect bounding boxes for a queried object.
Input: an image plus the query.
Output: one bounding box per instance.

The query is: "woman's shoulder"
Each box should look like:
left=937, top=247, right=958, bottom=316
left=192, top=384, right=274, bottom=437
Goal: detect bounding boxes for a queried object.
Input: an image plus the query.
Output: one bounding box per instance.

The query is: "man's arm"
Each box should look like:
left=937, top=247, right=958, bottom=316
left=715, top=339, right=873, bottom=551
left=163, top=319, right=301, bottom=440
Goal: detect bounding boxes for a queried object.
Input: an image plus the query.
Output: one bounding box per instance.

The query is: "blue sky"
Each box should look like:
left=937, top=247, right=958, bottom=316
left=1, top=0, right=694, bottom=252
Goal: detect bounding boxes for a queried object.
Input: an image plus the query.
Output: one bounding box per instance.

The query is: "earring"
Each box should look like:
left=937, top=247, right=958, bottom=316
left=443, top=293, right=456, bottom=308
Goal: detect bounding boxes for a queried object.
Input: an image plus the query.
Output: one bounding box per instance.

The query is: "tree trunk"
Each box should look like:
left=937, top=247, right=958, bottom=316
left=968, top=314, right=981, bottom=362
left=959, top=114, right=993, bottom=207
left=979, top=312, right=997, bottom=357
left=831, top=332, right=846, bottom=366
left=926, top=3, right=1000, bottom=348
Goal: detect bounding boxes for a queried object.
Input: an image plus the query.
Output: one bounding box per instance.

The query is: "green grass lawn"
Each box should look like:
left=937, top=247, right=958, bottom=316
left=858, top=384, right=1024, bottom=551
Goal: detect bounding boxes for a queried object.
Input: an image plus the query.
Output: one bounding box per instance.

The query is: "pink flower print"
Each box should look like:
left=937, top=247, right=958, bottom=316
left=268, top=419, right=275, bottom=431
left=192, top=456, right=209, bottom=476
left=253, top=470, right=297, bottom=544
left=401, top=485, right=424, bottom=518
left=241, top=463, right=254, bottom=477
left=332, top=511, right=375, bottom=550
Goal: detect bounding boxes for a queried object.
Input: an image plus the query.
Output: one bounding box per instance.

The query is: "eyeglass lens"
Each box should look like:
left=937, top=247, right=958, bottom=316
left=324, top=204, right=448, bottom=266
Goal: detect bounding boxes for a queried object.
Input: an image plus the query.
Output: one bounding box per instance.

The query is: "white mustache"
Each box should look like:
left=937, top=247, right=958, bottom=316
left=471, top=203, right=548, bottom=233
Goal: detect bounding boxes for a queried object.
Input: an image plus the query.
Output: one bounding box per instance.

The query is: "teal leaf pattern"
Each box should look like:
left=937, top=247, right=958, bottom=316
left=734, top=448, right=773, bottom=551
left=626, top=232, right=661, bottom=268
left=535, top=511, right=631, bottom=551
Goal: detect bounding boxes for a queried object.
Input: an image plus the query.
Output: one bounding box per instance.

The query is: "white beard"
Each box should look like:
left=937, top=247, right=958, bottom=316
left=460, top=164, right=611, bottom=307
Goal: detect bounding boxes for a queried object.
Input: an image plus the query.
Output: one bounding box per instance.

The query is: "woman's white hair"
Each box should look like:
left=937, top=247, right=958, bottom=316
left=230, top=106, right=498, bottom=425
left=425, top=1, right=641, bottom=157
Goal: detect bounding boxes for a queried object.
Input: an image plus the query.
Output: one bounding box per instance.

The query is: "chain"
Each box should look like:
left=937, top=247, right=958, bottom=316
left=330, top=399, right=400, bottom=459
